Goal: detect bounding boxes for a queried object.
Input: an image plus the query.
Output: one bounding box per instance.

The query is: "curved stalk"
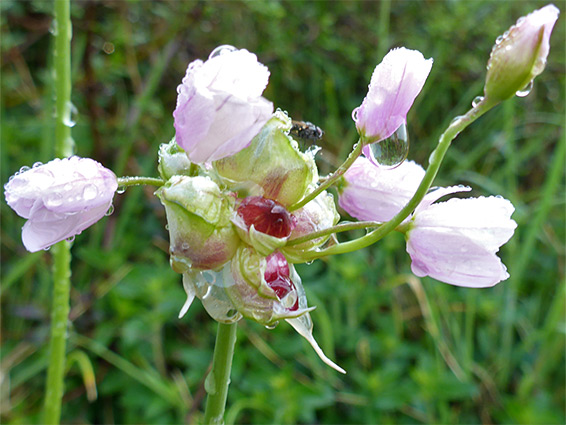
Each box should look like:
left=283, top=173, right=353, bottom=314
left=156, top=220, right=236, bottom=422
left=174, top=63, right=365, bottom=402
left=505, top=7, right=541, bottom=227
left=289, top=141, right=363, bottom=211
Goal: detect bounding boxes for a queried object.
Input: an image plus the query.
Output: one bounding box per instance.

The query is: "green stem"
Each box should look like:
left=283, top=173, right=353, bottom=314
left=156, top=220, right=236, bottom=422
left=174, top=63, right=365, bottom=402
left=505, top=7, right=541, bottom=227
left=43, top=242, right=72, bottom=424
left=203, top=322, right=238, bottom=425
left=286, top=220, right=381, bottom=247
left=300, top=98, right=498, bottom=261
left=117, top=176, right=164, bottom=188
left=44, top=1, right=73, bottom=423
left=289, top=140, right=363, bottom=212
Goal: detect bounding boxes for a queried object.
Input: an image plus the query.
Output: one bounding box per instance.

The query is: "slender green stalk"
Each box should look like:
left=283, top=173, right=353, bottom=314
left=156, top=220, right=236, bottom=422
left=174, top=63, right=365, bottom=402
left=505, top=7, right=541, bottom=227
left=289, top=141, right=363, bottom=211
left=117, top=176, right=165, bottom=188
left=43, top=1, right=73, bottom=423
left=286, top=221, right=381, bottom=247
left=203, top=322, right=238, bottom=425
left=299, top=98, right=498, bottom=261
left=43, top=241, right=72, bottom=424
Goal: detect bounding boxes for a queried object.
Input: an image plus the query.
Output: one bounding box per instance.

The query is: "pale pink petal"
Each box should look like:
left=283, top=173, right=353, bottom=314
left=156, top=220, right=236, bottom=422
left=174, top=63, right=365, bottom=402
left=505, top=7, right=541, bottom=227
left=354, top=48, right=432, bottom=143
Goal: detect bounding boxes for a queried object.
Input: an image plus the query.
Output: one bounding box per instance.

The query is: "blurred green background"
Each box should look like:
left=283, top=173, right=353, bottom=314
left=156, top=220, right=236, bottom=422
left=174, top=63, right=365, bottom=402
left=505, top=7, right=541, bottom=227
left=1, top=1, right=564, bottom=424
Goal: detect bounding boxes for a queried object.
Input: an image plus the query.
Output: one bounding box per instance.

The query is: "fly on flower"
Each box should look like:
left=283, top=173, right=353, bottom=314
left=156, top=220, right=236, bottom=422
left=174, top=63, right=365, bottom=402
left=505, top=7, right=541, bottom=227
left=290, top=120, right=324, bottom=143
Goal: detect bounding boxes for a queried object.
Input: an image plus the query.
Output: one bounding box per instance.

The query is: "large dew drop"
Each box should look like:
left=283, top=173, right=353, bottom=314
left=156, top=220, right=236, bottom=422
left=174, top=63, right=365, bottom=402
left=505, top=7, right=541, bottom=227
left=368, top=123, right=409, bottom=169
left=208, top=45, right=238, bottom=59
left=516, top=80, right=533, bottom=98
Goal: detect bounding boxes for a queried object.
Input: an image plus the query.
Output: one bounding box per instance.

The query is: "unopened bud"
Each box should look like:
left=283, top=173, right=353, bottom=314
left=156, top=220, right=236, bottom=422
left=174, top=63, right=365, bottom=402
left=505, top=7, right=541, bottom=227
left=157, top=139, right=193, bottom=181
left=484, top=4, right=559, bottom=102
left=157, top=175, right=239, bottom=272
left=213, top=111, right=317, bottom=206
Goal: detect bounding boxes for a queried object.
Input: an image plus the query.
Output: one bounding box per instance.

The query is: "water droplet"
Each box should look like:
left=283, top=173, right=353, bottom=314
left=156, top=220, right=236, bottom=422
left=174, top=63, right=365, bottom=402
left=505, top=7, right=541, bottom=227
left=46, top=193, right=63, bottom=208
left=66, top=235, right=75, bottom=243
left=472, top=96, right=484, bottom=108
left=44, top=246, right=51, bottom=251
left=49, top=19, right=58, bottom=36
left=495, top=35, right=503, bottom=45
left=516, top=80, right=533, bottom=97
left=63, top=102, right=78, bottom=128
left=204, top=372, right=217, bottom=395
left=265, top=321, right=279, bottom=330
left=105, top=204, right=115, bottom=216
left=116, top=186, right=126, bottom=194
left=450, top=115, right=464, bottom=125
left=102, top=42, right=115, bottom=55
left=305, top=145, right=321, bottom=157
left=351, top=107, right=360, bottom=122
left=32, top=162, right=43, bottom=168
left=516, top=17, right=525, bottom=26
left=208, top=45, right=238, bottom=59
left=367, top=123, right=409, bottom=169
left=18, top=166, right=31, bottom=174
left=82, top=184, right=98, bottom=201
left=165, top=224, right=169, bottom=231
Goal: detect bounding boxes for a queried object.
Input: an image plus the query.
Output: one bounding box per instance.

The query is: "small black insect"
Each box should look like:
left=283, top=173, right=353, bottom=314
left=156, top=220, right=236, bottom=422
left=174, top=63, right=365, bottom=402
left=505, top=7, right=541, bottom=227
left=290, top=120, right=324, bottom=142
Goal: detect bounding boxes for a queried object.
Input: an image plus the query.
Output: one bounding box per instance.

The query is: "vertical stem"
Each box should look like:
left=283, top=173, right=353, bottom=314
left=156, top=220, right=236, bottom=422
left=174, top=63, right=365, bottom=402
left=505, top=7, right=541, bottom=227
left=43, top=0, right=73, bottom=423
left=43, top=242, right=72, bottom=424
left=203, top=322, right=238, bottom=425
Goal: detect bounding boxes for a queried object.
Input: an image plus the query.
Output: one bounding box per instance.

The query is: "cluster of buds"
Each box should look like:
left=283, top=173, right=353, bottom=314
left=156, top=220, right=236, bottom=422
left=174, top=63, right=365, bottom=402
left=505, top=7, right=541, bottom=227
left=3, top=5, right=558, bottom=372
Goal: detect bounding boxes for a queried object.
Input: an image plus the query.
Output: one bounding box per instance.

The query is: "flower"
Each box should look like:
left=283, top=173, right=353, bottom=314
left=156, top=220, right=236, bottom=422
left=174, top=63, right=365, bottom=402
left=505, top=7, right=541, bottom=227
left=484, top=4, right=559, bottom=102
left=338, top=156, right=425, bottom=222
left=406, top=191, right=517, bottom=288
left=173, top=46, right=274, bottom=163
left=156, top=175, right=240, bottom=272
left=353, top=47, right=432, bottom=145
left=4, top=157, right=118, bottom=252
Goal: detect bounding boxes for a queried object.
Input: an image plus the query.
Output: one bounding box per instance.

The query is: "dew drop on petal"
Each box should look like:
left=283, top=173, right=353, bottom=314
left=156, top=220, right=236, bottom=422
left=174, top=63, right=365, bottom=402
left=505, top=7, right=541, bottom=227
left=32, top=162, right=43, bottom=168
left=516, top=80, right=533, bottom=97
left=367, top=123, right=409, bottom=169
left=351, top=107, right=360, bottom=122
left=66, top=235, right=75, bottom=243
left=82, top=184, right=98, bottom=201
left=105, top=204, right=115, bottom=216
left=18, top=166, right=31, bottom=174
left=472, top=96, right=484, bottom=108
left=208, top=45, right=238, bottom=59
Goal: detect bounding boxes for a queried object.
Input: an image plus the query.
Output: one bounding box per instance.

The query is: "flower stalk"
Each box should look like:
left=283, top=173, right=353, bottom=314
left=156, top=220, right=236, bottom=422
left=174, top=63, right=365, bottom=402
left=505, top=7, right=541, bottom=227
left=117, top=176, right=165, bottom=188
left=44, top=0, right=73, bottom=423
left=289, top=140, right=363, bottom=212
left=203, top=322, right=238, bottom=425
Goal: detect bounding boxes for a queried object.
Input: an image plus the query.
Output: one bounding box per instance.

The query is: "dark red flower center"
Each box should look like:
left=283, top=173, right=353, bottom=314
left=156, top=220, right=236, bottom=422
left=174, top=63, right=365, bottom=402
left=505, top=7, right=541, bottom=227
left=237, top=196, right=296, bottom=238
left=264, top=252, right=298, bottom=311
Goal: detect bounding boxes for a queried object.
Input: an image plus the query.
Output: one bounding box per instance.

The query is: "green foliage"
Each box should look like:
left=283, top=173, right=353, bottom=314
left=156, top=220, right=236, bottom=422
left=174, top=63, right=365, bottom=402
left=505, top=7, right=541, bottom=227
left=1, top=1, right=564, bottom=423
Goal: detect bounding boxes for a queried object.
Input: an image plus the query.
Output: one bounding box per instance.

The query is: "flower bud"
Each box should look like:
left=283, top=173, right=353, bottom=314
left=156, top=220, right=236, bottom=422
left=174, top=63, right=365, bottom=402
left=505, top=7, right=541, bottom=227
left=174, top=46, right=273, bottom=163
left=353, top=48, right=432, bottom=145
left=4, top=157, right=117, bottom=252
left=213, top=110, right=317, bottom=206
left=484, top=4, right=559, bottom=102
left=156, top=175, right=239, bottom=272
left=157, top=138, right=193, bottom=180
left=226, top=248, right=313, bottom=325
left=232, top=196, right=296, bottom=256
